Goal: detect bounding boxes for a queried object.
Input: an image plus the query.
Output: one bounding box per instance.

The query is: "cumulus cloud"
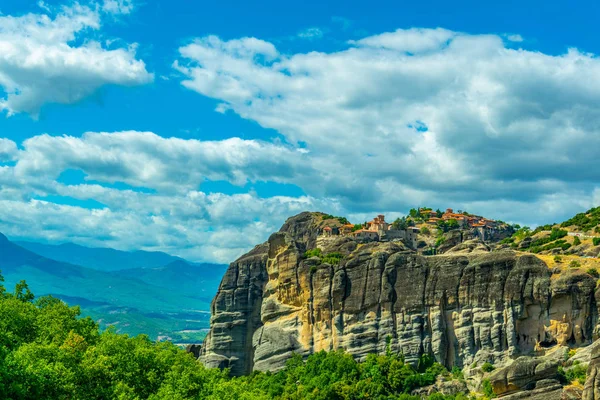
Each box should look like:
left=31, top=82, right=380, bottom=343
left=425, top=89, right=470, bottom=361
left=15, top=131, right=310, bottom=190
left=0, top=2, right=152, bottom=116
left=0, top=131, right=336, bottom=262
left=0, top=192, right=333, bottom=263
left=174, top=28, right=600, bottom=225
left=5, top=26, right=600, bottom=263
left=0, top=138, right=17, bottom=161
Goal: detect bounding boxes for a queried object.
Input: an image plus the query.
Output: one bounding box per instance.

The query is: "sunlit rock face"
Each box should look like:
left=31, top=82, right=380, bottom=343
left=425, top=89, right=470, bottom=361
left=199, top=212, right=600, bottom=377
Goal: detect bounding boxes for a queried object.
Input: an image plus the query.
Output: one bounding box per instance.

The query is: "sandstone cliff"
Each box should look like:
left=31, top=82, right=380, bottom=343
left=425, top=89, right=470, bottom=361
left=200, top=212, right=600, bottom=385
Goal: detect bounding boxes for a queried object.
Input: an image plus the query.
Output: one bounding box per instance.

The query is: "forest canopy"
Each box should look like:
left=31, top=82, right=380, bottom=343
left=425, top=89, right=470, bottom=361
left=0, top=272, right=469, bottom=400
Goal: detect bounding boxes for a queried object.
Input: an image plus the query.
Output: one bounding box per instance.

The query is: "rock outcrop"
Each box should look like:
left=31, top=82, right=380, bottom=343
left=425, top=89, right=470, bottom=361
left=584, top=342, right=600, bottom=399
left=200, top=212, right=600, bottom=379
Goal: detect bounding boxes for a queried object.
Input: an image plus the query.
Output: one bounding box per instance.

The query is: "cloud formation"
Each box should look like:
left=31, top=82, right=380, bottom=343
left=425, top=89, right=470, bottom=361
left=3, top=27, right=600, bottom=263
left=0, top=138, right=17, bottom=162
left=16, top=131, right=311, bottom=190
left=0, top=131, right=336, bottom=262
left=0, top=2, right=152, bottom=116
left=175, top=28, right=600, bottom=226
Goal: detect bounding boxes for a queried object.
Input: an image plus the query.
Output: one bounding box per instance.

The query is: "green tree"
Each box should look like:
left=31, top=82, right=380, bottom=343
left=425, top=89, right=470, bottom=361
left=392, top=217, right=408, bottom=230
left=573, top=236, right=581, bottom=246
left=0, top=270, right=5, bottom=298
left=14, top=280, right=34, bottom=303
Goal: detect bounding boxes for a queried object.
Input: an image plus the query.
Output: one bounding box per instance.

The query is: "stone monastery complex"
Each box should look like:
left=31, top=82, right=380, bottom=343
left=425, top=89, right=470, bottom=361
left=321, top=214, right=420, bottom=247
left=320, top=208, right=504, bottom=249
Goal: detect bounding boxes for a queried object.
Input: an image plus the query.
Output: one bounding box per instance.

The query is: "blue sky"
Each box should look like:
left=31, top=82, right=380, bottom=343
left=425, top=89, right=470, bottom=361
left=1, top=0, right=600, bottom=262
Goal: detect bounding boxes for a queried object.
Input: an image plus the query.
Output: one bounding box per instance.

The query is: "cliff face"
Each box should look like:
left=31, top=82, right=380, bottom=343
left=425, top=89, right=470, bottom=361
left=200, top=212, right=600, bottom=377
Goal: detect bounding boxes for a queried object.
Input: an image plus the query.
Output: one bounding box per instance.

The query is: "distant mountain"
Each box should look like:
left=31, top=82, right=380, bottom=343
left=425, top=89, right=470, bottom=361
left=114, top=260, right=228, bottom=298
left=14, top=240, right=186, bottom=271
left=0, top=233, right=227, bottom=343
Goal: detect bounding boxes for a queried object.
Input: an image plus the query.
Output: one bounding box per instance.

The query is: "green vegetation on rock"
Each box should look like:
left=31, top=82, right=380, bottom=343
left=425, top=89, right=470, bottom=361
left=560, top=207, right=600, bottom=231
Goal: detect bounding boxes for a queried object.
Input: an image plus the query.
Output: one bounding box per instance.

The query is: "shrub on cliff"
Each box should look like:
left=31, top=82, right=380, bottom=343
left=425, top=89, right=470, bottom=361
left=304, top=248, right=322, bottom=258
left=481, top=362, right=495, bottom=373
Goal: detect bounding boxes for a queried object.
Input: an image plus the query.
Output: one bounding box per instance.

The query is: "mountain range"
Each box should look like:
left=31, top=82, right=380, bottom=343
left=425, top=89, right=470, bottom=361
left=0, top=233, right=227, bottom=343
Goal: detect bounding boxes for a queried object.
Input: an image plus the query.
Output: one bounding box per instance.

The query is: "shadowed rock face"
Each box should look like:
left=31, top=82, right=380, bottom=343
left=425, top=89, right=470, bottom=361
left=200, top=212, right=600, bottom=376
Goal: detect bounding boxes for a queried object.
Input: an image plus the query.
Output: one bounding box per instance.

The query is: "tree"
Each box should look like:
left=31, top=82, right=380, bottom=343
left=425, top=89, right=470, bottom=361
left=573, top=236, right=581, bottom=246
left=0, top=270, right=5, bottom=297
left=14, top=280, right=34, bottom=303
left=436, top=209, right=443, bottom=218
left=392, top=217, right=408, bottom=230
left=420, top=226, right=431, bottom=235
left=446, top=219, right=460, bottom=230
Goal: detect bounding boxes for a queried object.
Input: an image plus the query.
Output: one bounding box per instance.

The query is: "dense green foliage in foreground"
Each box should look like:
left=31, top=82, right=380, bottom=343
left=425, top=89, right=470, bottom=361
left=0, top=273, right=471, bottom=399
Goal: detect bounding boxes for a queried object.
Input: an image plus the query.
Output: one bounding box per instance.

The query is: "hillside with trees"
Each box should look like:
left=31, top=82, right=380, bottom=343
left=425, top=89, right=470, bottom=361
left=0, top=272, right=483, bottom=399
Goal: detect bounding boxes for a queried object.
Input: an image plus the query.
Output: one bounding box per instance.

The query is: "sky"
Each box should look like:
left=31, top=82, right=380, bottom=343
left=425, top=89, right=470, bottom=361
left=1, top=0, right=600, bottom=263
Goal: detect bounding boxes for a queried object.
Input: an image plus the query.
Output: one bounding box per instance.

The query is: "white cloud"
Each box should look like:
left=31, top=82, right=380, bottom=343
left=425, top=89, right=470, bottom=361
left=174, top=28, right=600, bottom=226
left=351, top=27, right=456, bottom=53
left=15, top=131, right=310, bottom=190
left=0, top=138, right=17, bottom=161
left=5, top=26, right=600, bottom=264
left=0, top=131, right=335, bottom=262
left=102, top=0, right=134, bottom=15
left=507, top=34, right=524, bottom=42
left=0, top=192, right=334, bottom=263
left=297, top=27, right=324, bottom=40
left=0, top=3, right=152, bottom=116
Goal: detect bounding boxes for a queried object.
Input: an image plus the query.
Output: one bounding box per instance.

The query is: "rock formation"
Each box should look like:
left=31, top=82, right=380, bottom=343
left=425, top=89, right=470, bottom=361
left=199, top=211, right=600, bottom=390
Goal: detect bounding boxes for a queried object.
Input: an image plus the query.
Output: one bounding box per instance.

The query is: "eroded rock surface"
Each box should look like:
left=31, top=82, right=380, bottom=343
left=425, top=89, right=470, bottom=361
left=200, top=212, right=600, bottom=378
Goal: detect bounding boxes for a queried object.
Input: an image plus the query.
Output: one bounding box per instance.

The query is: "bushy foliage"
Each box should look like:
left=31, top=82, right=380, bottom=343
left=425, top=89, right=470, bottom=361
left=558, top=364, right=587, bottom=385
left=393, top=217, right=409, bottom=230
left=573, top=236, right=582, bottom=246
left=304, top=248, right=323, bottom=258
left=481, top=379, right=495, bottom=398
left=321, top=214, right=350, bottom=225
left=437, top=220, right=460, bottom=233
left=528, top=239, right=571, bottom=254
left=481, top=362, right=495, bottom=373
left=352, top=224, right=364, bottom=232
left=0, top=271, right=480, bottom=399
left=560, top=207, right=600, bottom=231
left=321, top=252, right=343, bottom=266
left=522, top=228, right=569, bottom=253
left=569, top=260, right=582, bottom=269
left=594, top=237, right=600, bottom=246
